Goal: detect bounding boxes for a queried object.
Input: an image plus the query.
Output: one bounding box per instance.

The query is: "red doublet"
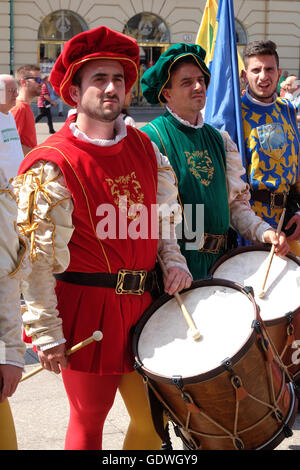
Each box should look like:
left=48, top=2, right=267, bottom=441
left=19, top=118, right=158, bottom=374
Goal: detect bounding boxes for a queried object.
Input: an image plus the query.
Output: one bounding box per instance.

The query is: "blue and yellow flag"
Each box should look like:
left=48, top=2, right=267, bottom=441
left=201, top=0, right=246, bottom=169
left=197, top=0, right=244, bottom=75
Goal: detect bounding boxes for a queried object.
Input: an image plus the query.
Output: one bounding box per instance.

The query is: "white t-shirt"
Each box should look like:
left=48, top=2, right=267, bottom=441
left=0, top=111, right=24, bottom=181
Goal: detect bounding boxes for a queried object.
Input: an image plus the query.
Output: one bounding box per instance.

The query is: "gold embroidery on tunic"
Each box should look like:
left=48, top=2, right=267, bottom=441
left=105, top=171, right=144, bottom=220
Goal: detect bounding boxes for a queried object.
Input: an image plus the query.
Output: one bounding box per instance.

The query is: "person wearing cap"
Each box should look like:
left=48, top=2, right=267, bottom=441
left=141, top=43, right=289, bottom=280
left=13, top=27, right=192, bottom=450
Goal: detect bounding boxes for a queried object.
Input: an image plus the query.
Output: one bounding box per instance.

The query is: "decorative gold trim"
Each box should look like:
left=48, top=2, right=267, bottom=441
left=115, top=268, right=147, bottom=295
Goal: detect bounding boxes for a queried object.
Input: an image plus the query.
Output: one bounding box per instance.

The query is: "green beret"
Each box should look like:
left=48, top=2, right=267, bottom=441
left=141, top=43, right=211, bottom=105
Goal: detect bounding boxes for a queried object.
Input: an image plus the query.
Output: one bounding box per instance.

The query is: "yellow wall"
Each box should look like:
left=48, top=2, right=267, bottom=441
left=0, top=0, right=299, bottom=75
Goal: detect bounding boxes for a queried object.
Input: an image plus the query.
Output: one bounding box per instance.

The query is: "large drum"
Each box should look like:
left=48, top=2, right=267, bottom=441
left=132, top=279, right=297, bottom=450
left=210, top=246, right=300, bottom=381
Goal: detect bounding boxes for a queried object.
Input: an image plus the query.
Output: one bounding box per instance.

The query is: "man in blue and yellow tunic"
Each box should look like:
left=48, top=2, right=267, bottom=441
left=241, top=40, right=300, bottom=255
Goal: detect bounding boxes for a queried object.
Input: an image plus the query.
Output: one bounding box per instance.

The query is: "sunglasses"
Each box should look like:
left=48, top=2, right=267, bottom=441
left=24, top=76, right=42, bottom=83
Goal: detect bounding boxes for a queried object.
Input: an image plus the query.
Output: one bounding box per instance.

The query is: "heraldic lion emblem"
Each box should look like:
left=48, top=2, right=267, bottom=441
left=105, top=171, right=144, bottom=220
left=184, top=150, right=214, bottom=186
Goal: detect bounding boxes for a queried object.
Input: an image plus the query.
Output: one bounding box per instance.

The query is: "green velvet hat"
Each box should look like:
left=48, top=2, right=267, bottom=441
left=141, top=43, right=211, bottom=105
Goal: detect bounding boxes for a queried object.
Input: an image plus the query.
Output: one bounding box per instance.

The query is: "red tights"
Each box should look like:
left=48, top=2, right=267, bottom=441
left=61, top=368, right=162, bottom=450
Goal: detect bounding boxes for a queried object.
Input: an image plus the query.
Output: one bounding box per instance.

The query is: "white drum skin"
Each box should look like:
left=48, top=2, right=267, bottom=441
left=138, top=284, right=255, bottom=378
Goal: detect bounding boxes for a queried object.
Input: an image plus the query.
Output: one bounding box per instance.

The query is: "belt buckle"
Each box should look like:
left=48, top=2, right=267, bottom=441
left=115, top=269, right=147, bottom=295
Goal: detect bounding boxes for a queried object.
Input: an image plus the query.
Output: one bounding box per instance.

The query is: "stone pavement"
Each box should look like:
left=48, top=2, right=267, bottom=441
left=8, top=112, right=300, bottom=452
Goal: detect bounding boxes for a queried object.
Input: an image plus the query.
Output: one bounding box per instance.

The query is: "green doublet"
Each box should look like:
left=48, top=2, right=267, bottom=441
left=142, top=111, right=229, bottom=279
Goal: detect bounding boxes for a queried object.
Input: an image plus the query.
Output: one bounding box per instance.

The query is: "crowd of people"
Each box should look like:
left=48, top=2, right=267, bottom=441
left=0, top=26, right=299, bottom=451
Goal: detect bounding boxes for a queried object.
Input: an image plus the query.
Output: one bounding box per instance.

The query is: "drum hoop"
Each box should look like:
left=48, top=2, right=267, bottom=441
left=132, top=278, right=259, bottom=385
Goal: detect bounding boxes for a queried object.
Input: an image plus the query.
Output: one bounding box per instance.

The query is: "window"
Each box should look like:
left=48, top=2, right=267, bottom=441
left=38, top=10, right=88, bottom=75
left=123, top=13, right=170, bottom=43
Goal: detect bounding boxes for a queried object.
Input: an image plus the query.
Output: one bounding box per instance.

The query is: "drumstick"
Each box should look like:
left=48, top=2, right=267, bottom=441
left=157, top=254, right=202, bottom=341
left=258, top=208, right=286, bottom=299
left=20, top=330, right=103, bottom=382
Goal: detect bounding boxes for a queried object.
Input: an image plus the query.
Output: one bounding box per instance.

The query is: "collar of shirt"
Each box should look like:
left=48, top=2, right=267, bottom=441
left=166, top=106, right=204, bottom=129
left=69, top=115, right=127, bottom=147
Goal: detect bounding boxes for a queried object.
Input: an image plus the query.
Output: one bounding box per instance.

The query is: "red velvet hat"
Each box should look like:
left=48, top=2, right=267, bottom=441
left=49, top=26, right=139, bottom=106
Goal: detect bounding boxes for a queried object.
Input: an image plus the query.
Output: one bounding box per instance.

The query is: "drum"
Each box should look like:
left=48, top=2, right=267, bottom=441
left=132, top=279, right=297, bottom=450
left=210, top=246, right=300, bottom=381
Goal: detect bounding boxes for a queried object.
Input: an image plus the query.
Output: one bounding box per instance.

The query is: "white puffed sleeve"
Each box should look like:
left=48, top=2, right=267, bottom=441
left=12, top=161, right=74, bottom=347
left=220, top=131, right=271, bottom=242
left=153, top=142, right=192, bottom=276
left=0, top=169, right=30, bottom=366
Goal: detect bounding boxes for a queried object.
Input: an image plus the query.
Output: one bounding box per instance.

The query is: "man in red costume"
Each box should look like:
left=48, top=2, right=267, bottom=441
left=14, top=27, right=192, bottom=450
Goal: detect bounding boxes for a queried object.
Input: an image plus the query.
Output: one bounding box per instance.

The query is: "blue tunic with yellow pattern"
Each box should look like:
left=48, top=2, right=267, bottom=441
left=241, top=92, right=300, bottom=227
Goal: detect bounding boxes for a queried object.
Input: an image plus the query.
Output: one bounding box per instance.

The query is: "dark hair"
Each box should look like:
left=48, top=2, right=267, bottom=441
left=243, top=40, right=279, bottom=69
left=72, top=67, right=82, bottom=88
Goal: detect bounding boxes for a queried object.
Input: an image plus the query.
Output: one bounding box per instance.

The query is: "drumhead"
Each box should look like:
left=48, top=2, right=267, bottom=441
left=136, top=280, right=256, bottom=379
left=211, top=248, right=300, bottom=321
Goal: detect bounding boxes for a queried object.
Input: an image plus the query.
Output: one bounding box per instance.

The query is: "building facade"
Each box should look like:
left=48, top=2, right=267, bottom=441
left=0, top=0, right=299, bottom=104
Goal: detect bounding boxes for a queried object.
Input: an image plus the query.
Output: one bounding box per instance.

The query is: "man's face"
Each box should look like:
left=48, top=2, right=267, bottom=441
left=162, top=62, right=207, bottom=118
left=71, top=59, right=126, bottom=122
left=244, top=54, right=281, bottom=103
left=23, top=70, right=42, bottom=97
left=0, top=77, right=18, bottom=113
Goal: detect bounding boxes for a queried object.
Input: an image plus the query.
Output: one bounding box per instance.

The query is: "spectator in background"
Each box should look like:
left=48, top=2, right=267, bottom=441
left=285, top=75, right=300, bottom=108
left=35, top=75, right=57, bottom=134
left=11, top=64, right=42, bottom=156
left=48, top=80, right=64, bottom=117
left=0, top=74, right=24, bottom=181
left=277, top=69, right=288, bottom=94
left=279, top=80, right=287, bottom=97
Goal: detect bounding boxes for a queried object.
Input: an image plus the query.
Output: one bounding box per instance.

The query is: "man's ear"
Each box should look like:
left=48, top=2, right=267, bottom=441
left=241, top=69, right=247, bottom=82
left=69, top=85, right=80, bottom=105
left=161, top=87, right=170, bottom=103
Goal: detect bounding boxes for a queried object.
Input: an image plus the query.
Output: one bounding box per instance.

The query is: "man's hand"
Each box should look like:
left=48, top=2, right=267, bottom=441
left=0, top=364, right=23, bottom=402
left=285, top=214, right=300, bottom=241
left=163, top=267, right=192, bottom=295
left=263, top=229, right=290, bottom=256
left=37, top=343, right=68, bottom=374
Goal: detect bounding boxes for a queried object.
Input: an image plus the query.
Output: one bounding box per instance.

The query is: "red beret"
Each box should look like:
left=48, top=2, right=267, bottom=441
left=49, top=26, right=139, bottom=106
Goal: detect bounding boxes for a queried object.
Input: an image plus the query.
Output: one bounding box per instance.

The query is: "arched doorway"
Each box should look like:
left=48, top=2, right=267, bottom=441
left=123, top=12, right=171, bottom=105
left=38, top=10, right=88, bottom=75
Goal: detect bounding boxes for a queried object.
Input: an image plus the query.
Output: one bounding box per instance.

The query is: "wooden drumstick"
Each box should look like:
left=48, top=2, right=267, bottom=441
left=20, top=330, right=103, bottom=382
left=258, top=208, right=286, bottom=299
left=157, top=254, right=202, bottom=341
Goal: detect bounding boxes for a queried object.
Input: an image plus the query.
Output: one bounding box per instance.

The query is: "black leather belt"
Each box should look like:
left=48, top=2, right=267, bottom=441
left=251, top=189, right=288, bottom=209
left=199, top=233, right=228, bottom=254
left=55, top=269, right=158, bottom=295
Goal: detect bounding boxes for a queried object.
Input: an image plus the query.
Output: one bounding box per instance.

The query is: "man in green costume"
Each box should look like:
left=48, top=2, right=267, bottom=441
left=141, top=43, right=289, bottom=279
